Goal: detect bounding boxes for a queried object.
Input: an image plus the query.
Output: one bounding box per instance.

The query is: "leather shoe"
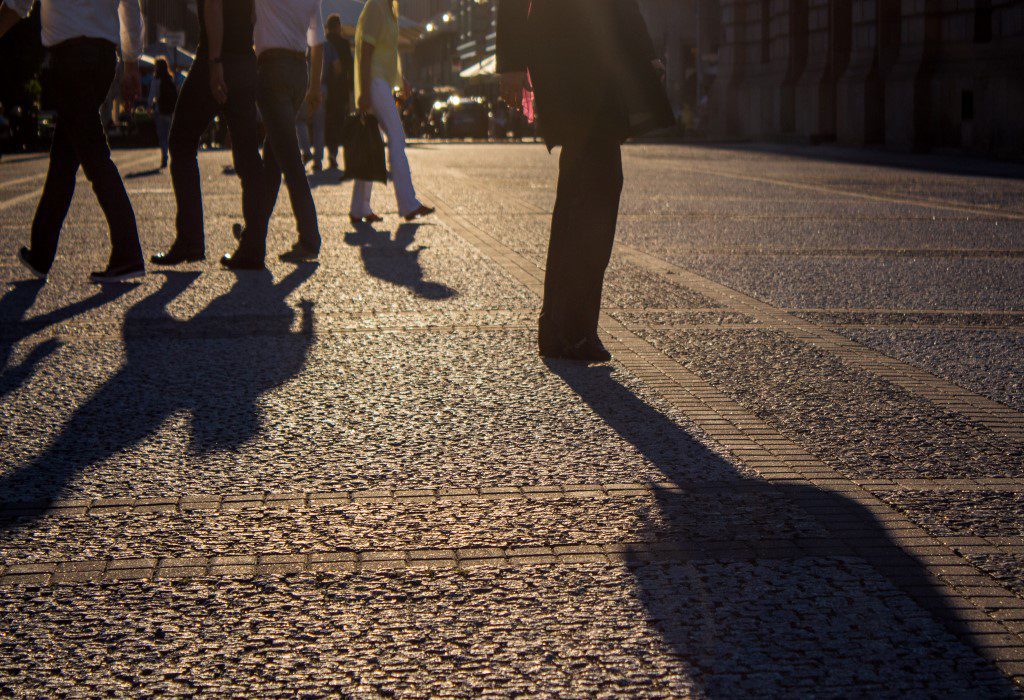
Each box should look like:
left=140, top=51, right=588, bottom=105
left=220, top=252, right=266, bottom=270
left=540, top=336, right=611, bottom=363
left=279, top=243, right=319, bottom=263
left=151, top=247, right=205, bottom=266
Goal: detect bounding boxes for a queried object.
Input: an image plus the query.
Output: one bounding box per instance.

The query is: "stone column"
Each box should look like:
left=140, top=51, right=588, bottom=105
left=795, top=0, right=852, bottom=141
left=836, top=0, right=885, bottom=145
left=710, top=0, right=754, bottom=137
left=884, top=0, right=940, bottom=151
left=759, top=0, right=810, bottom=135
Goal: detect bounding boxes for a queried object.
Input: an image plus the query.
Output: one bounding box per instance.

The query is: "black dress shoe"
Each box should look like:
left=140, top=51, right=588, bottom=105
left=151, top=247, right=205, bottom=265
left=540, top=336, right=612, bottom=363
left=220, top=252, right=266, bottom=270
left=232, top=223, right=244, bottom=241
left=279, top=243, right=319, bottom=263
left=90, top=262, right=146, bottom=283
left=17, top=247, right=48, bottom=280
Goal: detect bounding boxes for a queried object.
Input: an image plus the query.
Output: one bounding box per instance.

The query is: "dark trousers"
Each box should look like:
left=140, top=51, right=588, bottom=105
left=248, top=51, right=321, bottom=256
left=540, top=136, right=624, bottom=346
left=31, top=39, right=143, bottom=272
left=168, top=53, right=265, bottom=253
left=324, top=91, right=349, bottom=162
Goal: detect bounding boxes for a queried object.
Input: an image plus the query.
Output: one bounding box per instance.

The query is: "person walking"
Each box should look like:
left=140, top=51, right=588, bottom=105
left=0, top=0, right=147, bottom=283
left=497, top=0, right=674, bottom=362
left=349, top=0, right=433, bottom=225
left=223, top=0, right=324, bottom=268
left=148, top=57, right=177, bottom=169
left=150, top=0, right=267, bottom=267
left=323, top=13, right=353, bottom=172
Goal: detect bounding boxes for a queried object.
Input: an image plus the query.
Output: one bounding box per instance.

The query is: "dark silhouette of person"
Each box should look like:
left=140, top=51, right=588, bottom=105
left=344, top=223, right=455, bottom=300
left=0, top=281, right=134, bottom=400
left=497, top=0, right=675, bottom=362
left=0, top=267, right=316, bottom=506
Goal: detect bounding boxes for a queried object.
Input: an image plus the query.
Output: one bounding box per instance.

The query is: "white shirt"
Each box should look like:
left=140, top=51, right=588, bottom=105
left=3, top=0, right=143, bottom=62
left=254, top=0, right=325, bottom=55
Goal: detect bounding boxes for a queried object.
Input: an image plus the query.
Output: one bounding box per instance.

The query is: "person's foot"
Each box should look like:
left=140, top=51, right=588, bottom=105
left=540, top=336, right=611, bottom=363
left=17, top=247, right=48, bottom=280
left=349, top=213, right=384, bottom=226
left=220, top=252, right=266, bottom=270
left=279, top=243, right=319, bottom=263
left=90, top=262, right=145, bottom=284
left=232, top=223, right=244, bottom=241
left=328, top=159, right=338, bottom=171
left=160, top=158, right=168, bottom=170
left=151, top=246, right=205, bottom=266
left=403, top=205, right=435, bottom=222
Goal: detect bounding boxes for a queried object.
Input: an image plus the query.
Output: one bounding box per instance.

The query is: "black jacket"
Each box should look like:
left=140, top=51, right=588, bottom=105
left=496, top=0, right=675, bottom=148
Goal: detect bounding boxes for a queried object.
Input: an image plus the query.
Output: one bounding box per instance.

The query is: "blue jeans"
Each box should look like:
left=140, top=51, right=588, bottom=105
left=253, top=50, right=321, bottom=255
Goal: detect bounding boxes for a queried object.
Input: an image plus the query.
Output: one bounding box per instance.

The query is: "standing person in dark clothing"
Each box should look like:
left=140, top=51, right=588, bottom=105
left=322, top=13, right=352, bottom=171
left=497, top=0, right=674, bottom=362
left=148, top=57, right=177, bottom=169
left=0, top=0, right=147, bottom=283
left=221, top=0, right=324, bottom=269
left=150, top=0, right=266, bottom=266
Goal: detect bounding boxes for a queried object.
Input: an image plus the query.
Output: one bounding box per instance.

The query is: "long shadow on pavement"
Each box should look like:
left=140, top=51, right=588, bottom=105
left=344, top=222, right=456, bottom=301
left=0, top=266, right=317, bottom=513
left=550, top=361, right=1018, bottom=697
left=0, top=281, right=134, bottom=399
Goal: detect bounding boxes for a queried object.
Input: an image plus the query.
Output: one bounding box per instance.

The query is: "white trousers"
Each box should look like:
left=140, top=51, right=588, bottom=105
left=350, top=77, right=421, bottom=218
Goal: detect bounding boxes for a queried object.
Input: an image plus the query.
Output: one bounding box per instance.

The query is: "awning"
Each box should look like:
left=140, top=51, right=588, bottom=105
left=459, top=54, right=496, bottom=80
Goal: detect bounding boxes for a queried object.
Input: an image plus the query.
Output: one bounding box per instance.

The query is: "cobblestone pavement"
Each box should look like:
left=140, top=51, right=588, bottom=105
left=1, top=143, right=1023, bottom=697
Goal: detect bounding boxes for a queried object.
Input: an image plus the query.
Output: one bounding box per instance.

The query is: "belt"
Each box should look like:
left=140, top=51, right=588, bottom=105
left=258, top=48, right=307, bottom=64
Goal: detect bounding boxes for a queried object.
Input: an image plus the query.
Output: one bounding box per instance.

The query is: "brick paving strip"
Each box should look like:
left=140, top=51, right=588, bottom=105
left=2, top=478, right=1023, bottom=522
left=420, top=189, right=1024, bottom=684
left=0, top=153, right=156, bottom=214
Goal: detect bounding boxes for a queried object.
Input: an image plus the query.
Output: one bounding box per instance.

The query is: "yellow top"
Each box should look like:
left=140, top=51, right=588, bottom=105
left=354, top=0, right=403, bottom=103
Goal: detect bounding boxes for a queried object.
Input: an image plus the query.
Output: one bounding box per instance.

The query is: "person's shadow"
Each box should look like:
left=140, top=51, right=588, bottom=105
left=344, top=222, right=456, bottom=300
left=0, top=281, right=134, bottom=400
left=548, top=361, right=1019, bottom=696
left=0, top=266, right=317, bottom=511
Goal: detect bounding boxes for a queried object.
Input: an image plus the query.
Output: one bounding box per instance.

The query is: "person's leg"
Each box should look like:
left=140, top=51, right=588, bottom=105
left=349, top=180, right=373, bottom=219
left=296, top=112, right=312, bottom=161
left=28, top=116, right=80, bottom=273
left=258, top=56, right=320, bottom=254
left=165, top=58, right=219, bottom=256
left=311, top=101, right=325, bottom=169
left=221, top=53, right=268, bottom=261
left=540, top=136, right=622, bottom=350
left=369, top=78, right=420, bottom=216
left=64, top=43, right=143, bottom=270
left=156, top=114, right=170, bottom=167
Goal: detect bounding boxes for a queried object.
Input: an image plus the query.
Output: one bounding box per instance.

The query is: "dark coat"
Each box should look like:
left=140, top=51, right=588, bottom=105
left=496, top=0, right=675, bottom=148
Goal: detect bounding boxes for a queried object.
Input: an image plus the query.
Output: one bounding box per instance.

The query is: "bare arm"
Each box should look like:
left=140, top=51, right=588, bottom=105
left=358, top=42, right=374, bottom=111
left=206, top=0, right=229, bottom=103
left=305, top=42, right=324, bottom=114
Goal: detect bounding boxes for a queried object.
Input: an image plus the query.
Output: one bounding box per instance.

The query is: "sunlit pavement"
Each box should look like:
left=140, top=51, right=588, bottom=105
left=1, top=142, right=1023, bottom=696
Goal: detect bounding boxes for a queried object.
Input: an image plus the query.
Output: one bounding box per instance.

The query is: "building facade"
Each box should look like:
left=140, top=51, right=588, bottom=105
left=140, top=0, right=201, bottom=49
left=712, top=0, right=1024, bottom=158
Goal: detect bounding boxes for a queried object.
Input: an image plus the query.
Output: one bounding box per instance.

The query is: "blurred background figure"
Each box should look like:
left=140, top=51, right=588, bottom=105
left=322, top=12, right=352, bottom=172
left=147, top=56, right=177, bottom=168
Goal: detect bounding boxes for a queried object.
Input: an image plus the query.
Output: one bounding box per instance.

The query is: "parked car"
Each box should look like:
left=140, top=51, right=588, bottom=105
left=439, top=96, right=489, bottom=139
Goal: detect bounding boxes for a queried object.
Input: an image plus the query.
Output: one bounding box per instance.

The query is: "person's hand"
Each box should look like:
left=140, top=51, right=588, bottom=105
left=304, top=86, right=322, bottom=116
left=121, top=61, right=142, bottom=105
left=210, top=62, right=229, bottom=104
left=500, top=71, right=529, bottom=105
left=357, top=91, right=372, bottom=114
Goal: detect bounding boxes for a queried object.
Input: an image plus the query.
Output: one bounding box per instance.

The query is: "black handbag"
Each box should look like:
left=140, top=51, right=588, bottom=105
left=341, top=113, right=387, bottom=183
